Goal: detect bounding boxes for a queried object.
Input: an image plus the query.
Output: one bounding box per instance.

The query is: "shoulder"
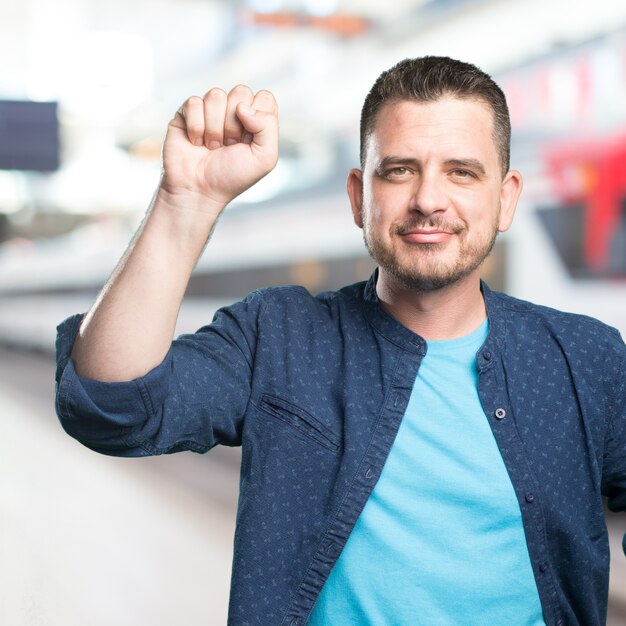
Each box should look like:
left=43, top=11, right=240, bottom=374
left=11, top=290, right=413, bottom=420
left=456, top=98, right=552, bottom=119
left=485, top=285, right=624, bottom=358
left=253, top=280, right=369, bottom=313
left=227, top=282, right=372, bottom=351
left=205, top=280, right=371, bottom=333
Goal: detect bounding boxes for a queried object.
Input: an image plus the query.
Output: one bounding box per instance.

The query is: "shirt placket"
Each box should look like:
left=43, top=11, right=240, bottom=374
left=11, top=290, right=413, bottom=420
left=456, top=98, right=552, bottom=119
left=477, top=343, right=565, bottom=626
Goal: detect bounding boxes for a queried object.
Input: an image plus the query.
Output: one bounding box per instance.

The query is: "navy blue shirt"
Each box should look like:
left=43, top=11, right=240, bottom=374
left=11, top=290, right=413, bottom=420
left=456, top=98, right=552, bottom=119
left=55, top=275, right=626, bottom=626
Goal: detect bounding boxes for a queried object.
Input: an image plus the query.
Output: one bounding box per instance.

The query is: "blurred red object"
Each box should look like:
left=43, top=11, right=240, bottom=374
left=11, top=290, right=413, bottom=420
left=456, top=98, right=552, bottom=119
left=544, top=134, right=626, bottom=270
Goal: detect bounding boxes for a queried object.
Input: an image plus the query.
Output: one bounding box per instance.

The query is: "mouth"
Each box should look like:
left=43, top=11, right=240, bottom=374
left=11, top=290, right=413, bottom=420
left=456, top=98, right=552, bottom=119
left=399, top=229, right=454, bottom=244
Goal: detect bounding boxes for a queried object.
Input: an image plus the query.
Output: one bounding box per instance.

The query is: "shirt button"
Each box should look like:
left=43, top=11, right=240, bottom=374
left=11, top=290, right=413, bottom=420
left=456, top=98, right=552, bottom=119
left=525, top=492, right=535, bottom=503
left=494, top=408, right=506, bottom=419
left=539, top=561, right=549, bottom=573
left=483, top=350, right=492, bottom=360
left=555, top=619, right=564, bottom=626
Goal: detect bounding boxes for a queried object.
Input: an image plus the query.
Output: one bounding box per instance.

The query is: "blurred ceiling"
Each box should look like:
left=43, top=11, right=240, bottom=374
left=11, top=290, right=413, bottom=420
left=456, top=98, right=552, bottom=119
left=2, top=0, right=626, bottom=218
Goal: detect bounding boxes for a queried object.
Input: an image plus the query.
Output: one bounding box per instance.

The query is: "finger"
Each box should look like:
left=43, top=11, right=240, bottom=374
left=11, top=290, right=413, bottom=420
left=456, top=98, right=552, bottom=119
left=179, top=96, right=205, bottom=147
left=236, top=90, right=279, bottom=153
left=202, top=88, right=227, bottom=149
left=224, top=85, right=254, bottom=146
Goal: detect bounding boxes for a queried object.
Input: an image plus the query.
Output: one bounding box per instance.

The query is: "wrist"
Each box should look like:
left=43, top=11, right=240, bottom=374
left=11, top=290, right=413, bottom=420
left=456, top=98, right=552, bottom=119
left=147, top=186, right=226, bottom=256
left=154, top=184, right=228, bottom=220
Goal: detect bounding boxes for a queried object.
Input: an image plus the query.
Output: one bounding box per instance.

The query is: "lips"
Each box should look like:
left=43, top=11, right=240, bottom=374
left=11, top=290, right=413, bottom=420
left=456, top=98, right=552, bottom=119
left=400, top=230, right=453, bottom=244
left=395, top=218, right=463, bottom=244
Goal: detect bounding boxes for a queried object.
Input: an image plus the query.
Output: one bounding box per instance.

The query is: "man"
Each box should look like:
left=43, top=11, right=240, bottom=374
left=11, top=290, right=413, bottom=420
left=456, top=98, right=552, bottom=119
left=55, top=57, right=625, bottom=625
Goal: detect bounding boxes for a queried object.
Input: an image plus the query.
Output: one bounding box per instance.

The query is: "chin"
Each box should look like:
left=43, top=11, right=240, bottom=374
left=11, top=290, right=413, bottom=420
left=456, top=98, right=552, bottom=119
left=389, top=267, right=476, bottom=292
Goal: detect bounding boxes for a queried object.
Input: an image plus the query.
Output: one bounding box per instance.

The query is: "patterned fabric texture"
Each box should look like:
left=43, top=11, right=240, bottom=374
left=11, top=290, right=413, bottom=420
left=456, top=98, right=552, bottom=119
left=55, top=273, right=626, bottom=626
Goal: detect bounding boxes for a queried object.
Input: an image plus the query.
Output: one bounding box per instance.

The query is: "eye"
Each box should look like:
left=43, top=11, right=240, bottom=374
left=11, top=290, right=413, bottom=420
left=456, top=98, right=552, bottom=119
left=449, top=168, right=479, bottom=182
left=384, top=166, right=412, bottom=180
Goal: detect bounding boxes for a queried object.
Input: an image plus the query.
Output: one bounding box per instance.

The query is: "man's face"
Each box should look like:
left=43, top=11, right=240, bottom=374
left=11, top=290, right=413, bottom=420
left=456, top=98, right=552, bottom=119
left=348, top=96, right=521, bottom=292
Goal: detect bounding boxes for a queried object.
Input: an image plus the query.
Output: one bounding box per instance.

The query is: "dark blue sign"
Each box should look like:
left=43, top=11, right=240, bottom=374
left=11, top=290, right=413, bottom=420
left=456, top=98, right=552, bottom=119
left=0, top=100, right=60, bottom=171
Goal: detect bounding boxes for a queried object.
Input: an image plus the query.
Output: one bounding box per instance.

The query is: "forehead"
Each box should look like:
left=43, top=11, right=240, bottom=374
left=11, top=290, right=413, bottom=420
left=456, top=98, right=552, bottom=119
left=366, top=96, right=498, bottom=163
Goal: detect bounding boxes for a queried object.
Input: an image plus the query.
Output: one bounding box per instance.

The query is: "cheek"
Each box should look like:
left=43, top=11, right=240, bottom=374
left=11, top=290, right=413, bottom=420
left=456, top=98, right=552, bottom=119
left=457, top=189, right=499, bottom=223
left=365, top=206, right=396, bottom=240
left=367, top=184, right=406, bottom=222
left=361, top=189, right=384, bottom=227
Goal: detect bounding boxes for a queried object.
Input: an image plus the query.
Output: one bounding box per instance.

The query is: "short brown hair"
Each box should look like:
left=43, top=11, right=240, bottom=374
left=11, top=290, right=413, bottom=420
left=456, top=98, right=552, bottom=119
left=360, top=56, right=511, bottom=176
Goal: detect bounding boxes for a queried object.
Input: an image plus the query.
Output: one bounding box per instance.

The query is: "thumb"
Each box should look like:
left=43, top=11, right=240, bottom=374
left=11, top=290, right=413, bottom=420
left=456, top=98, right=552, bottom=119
left=236, top=103, right=278, bottom=152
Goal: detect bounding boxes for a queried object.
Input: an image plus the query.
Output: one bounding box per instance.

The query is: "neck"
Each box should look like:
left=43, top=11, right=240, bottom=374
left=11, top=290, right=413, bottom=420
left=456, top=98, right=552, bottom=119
left=375, top=270, right=487, bottom=340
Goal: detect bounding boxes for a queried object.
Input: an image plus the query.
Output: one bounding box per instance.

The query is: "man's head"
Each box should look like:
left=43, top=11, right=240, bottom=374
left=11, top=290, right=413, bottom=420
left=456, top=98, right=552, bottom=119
left=360, top=56, right=511, bottom=178
left=348, top=56, right=522, bottom=294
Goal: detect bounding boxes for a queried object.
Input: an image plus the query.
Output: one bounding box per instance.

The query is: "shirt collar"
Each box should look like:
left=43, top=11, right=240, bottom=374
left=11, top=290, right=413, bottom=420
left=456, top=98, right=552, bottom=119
left=355, top=270, right=509, bottom=359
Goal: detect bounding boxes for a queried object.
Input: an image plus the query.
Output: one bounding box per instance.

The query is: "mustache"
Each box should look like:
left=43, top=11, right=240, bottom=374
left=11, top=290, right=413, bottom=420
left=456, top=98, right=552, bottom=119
left=394, top=217, right=465, bottom=236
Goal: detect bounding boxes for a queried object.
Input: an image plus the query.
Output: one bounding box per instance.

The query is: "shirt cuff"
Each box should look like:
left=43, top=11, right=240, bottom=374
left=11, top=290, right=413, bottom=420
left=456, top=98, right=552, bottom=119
left=54, top=314, right=172, bottom=454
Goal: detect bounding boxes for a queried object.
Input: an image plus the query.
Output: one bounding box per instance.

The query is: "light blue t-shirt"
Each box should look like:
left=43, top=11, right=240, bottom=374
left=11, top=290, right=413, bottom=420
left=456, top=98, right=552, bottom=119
left=307, top=319, right=545, bottom=625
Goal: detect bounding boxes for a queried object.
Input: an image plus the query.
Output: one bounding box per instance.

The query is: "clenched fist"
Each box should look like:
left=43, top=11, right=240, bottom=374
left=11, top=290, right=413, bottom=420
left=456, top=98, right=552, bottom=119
left=159, top=85, right=279, bottom=213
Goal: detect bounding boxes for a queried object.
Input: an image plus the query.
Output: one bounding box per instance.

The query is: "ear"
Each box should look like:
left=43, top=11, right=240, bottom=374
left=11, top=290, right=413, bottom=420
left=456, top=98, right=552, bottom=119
left=347, top=168, right=364, bottom=229
left=497, top=169, right=523, bottom=233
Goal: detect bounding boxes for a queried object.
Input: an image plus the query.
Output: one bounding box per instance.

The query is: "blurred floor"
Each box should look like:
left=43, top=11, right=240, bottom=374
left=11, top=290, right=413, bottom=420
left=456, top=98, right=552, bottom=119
left=1, top=347, right=625, bottom=625
left=0, top=347, right=240, bottom=626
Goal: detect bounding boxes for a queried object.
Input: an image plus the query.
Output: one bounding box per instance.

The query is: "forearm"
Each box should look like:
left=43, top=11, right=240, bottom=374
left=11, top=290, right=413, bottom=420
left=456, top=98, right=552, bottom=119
left=70, top=188, right=225, bottom=382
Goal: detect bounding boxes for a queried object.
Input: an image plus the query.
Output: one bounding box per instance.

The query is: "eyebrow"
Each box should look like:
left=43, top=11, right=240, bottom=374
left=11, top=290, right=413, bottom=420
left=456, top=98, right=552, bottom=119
left=375, top=157, right=418, bottom=174
left=444, top=158, right=487, bottom=176
left=375, top=156, right=487, bottom=177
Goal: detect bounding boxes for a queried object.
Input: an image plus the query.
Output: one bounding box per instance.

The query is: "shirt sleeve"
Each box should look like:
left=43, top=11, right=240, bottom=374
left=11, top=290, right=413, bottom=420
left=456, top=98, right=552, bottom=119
left=601, top=331, right=626, bottom=537
left=54, top=290, right=265, bottom=457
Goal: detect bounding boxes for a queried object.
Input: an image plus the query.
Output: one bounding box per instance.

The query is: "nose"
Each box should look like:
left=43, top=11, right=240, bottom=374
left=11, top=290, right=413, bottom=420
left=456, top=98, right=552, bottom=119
left=411, top=171, right=448, bottom=216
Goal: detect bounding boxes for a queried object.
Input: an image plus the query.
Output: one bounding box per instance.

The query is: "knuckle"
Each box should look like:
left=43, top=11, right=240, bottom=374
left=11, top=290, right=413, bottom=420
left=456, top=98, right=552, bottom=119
left=180, top=96, right=203, bottom=119
left=229, top=84, right=253, bottom=98
left=184, top=95, right=203, bottom=109
left=203, top=87, right=227, bottom=102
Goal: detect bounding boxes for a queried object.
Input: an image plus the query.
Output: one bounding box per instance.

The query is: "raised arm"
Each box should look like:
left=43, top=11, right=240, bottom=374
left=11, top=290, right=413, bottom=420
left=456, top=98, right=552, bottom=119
left=70, top=86, right=279, bottom=382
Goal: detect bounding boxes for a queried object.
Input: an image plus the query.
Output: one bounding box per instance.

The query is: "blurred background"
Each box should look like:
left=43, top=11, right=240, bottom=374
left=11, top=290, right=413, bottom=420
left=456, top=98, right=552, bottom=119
left=1, top=0, right=625, bottom=624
